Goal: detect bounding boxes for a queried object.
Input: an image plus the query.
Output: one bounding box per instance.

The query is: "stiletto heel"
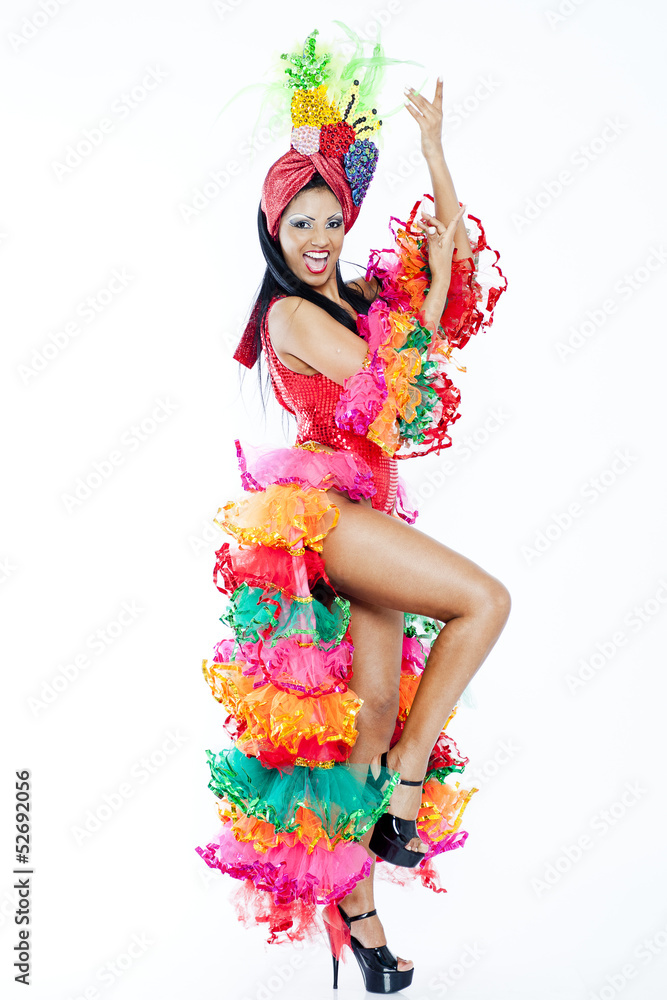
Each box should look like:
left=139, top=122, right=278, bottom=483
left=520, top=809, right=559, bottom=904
left=323, top=902, right=414, bottom=993
left=369, top=751, right=427, bottom=868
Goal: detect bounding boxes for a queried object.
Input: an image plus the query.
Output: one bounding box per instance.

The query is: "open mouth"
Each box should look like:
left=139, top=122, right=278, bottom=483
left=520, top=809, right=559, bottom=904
left=303, top=251, right=329, bottom=274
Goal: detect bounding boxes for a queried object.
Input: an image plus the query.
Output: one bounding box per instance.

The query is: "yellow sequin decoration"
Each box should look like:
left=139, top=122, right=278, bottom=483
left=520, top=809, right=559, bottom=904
left=295, top=757, right=335, bottom=769
left=291, top=85, right=341, bottom=129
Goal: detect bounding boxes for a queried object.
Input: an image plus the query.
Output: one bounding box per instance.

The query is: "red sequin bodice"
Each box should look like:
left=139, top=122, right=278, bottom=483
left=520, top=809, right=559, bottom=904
left=260, top=297, right=398, bottom=514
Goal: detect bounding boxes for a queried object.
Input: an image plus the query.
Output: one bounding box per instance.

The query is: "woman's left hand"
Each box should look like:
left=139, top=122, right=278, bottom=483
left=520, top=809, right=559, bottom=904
left=405, top=79, right=444, bottom=161
left=414, top=203, right=467, bottom=281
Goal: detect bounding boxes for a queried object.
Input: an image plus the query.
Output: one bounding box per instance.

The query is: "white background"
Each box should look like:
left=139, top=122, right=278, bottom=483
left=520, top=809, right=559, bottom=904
left=2, top=1, right=666, bottom=998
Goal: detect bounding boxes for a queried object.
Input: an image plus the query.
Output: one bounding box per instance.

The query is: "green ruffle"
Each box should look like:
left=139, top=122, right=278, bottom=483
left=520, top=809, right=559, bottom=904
left=394, top=318, right=448, bottom=447
left=427, top=762, right=467, bottom=782
left=220, top=583, right=351, bottom=648
left=404, top=612, right=443, bottom=642
left=205, top=746, right=401, bottom=840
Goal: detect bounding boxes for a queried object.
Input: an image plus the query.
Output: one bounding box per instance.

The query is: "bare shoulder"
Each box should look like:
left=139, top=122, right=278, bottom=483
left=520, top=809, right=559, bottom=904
left=268, top=296, right=311, bottom=346
left=345, top=275, right=381, bottom=301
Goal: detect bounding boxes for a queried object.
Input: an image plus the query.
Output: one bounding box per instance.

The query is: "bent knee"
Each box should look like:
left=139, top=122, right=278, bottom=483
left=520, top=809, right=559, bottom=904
left=357, top=690, right=401, bottom=721
left=451, top=574, right=511, bottom=626
left=479, top=576, right=511, bottom=624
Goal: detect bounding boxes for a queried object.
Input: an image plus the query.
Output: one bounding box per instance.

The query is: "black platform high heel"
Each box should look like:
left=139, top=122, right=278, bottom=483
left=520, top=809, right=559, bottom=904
left=324, top=903, right=414, bottom=993
left=368, top=750, right=426, bottom=868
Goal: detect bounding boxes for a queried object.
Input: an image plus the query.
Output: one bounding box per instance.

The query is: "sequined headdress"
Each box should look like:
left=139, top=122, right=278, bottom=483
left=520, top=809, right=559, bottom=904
left=259, top=28, right=385, bottom=239
left=233, top=25, right=417, bottom=369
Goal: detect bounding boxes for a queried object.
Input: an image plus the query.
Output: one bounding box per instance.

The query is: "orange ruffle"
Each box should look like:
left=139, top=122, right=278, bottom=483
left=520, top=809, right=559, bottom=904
left=203, top=662, right=362, bottom=755
left=215, top=482, right=339, bottom=555
left=366, top=320, right=424, bottom=455
left=417, top=778, right=478, bottom=843
left=397, top=673, right=458, bottom=729
left=217, top=800, right=351, bottom=854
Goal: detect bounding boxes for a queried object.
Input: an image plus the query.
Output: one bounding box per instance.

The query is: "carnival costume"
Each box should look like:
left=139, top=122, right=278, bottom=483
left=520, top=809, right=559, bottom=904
left=195, top=25, right=507, bottom=967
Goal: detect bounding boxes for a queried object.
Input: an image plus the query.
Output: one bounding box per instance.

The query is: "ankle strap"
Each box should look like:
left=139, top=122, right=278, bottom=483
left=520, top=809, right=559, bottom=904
left=380, top=751, right=424, bottom=787
left=348, top=909, right=377, bottom=923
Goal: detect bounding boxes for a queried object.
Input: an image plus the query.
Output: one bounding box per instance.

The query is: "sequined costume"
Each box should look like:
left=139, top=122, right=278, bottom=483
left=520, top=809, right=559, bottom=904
left=260, top=296, right=401, bottom=516
left=195, top=199, right=507, bottom=943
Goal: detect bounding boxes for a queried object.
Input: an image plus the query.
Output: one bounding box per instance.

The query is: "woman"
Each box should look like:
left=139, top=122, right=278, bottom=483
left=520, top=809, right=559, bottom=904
left=197, top=29, right=509, bottom=995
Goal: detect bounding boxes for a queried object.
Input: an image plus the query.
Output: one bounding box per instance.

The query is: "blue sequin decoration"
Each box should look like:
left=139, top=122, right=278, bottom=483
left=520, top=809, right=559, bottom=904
left=343, top=139, right=379, bottom=206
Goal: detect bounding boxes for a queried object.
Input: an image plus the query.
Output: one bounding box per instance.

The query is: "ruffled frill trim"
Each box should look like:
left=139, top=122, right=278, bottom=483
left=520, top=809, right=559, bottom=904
left=216, top=800, right=351, bottom=854
left=417, top=778, right=477, bottom=848
left=218, top=581, right=351, bottom=647
left=371, top=778, right=477, bottom=895
left=216, top=483, right=339, bottom=556
left=203, top=664, right=362, bottom=761
left=216, top=437, right=381, bottom=557
left=198, top=442, right=479, bottom=938
left=366, top=195, right=507, bottom=351
left=211, top=631, right=353, bottom=698
left=213, top=540, right=333, bottom=599
left=225, top=886, right=318, bottom=946
left=203, top=747, right=401, bottom=841
left=234, top=438, right=377, bottom=502
left=195, top=829, right=372, bottom=906
left=334, top=195, right=507, bottom=458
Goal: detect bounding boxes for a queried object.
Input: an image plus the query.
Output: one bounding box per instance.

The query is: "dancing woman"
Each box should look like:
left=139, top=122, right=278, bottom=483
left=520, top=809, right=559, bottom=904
left=197, top=27, right=509, bottom=995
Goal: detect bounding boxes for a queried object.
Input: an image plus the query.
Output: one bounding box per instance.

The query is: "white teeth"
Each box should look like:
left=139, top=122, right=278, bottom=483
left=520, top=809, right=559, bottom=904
left=305, top=252, right=328, bottom=258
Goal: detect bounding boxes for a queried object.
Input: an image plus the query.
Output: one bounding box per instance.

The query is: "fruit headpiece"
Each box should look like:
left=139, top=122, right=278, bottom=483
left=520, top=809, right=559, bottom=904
left=261, top=27, right=385, bottom=238
left=231, top=25, right=419, bottom=369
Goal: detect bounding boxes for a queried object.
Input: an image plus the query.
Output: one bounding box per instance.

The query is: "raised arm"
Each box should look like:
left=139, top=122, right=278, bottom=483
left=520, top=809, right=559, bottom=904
left=404, top=79, right=474, bottom=262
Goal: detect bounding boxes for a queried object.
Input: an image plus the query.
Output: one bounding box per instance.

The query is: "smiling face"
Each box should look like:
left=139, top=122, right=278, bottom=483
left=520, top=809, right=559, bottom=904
left=277, top=185, right=344, bottom=290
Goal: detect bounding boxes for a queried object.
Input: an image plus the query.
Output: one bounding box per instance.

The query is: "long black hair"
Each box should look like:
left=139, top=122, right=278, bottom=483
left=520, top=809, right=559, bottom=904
left=239, top=173, right=376, bottom=417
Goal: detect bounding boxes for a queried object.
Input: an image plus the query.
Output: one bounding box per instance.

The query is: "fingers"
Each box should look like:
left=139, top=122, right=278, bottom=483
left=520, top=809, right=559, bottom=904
left=404, top=85, right=430, bottom=114
left=434, top=76, right=443, bottom=110
left=418, top=205, right=467, bottom=236
left=407, top=81, right=444, bottom=113
left=446, top=204, right=467, bottom=230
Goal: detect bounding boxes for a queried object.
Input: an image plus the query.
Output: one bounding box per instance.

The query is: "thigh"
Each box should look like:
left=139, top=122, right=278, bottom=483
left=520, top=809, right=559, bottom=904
left=323, top=488, right=502, bottom=621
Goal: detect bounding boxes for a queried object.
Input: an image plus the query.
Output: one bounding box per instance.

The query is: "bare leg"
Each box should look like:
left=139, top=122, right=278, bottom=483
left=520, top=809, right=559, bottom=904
left=336, top=591, right=413, bottom=971
left=322, top=489, right=511, bottom=850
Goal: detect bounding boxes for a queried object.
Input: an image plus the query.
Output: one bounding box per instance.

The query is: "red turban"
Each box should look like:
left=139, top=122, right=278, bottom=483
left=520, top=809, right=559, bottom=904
left=233, top=149, right=360, bottom=369
left=261, top=148, right=360, bottom=239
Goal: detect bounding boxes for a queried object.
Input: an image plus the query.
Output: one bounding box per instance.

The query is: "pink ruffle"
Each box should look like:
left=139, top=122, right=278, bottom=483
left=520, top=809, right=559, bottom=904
left=333, top=351, right=388, bottom=436
left=234, top=438, right=377, bottom=501
left=394, top=476, right=419, bottom=523
left=376, top=829, right=468, bottom=868
left=359, top=296, right=403, bottom=354
left=214, top=633, right=354, bottom=697
left=195, top=828, right=372, bottom=905
left=400, top=633, right=430, bottom=674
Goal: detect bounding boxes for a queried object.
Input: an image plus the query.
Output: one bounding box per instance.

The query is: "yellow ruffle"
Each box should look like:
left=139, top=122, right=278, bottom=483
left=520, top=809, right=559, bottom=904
left=217, top=800, right=348, bottom=854
left=203, top=663, right=362, bottom=755
left=215, top=483, right=339, bottom=556
left=418, top=778, right=478, bottom=843
left=365, top=311, right=425, bottom=457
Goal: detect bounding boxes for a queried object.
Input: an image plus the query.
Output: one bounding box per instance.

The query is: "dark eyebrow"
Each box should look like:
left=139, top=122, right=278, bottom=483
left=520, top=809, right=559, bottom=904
left=288, top=213, right=343, bottom=221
